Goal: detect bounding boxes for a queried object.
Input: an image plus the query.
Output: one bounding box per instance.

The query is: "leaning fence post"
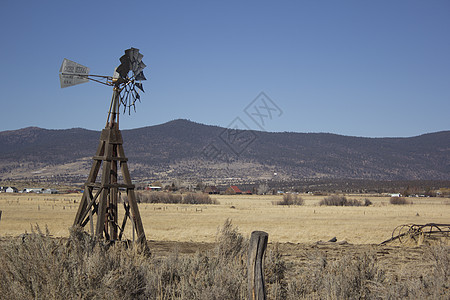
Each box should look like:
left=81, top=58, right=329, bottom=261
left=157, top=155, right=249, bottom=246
left=248, top=231, right=268, bottom=300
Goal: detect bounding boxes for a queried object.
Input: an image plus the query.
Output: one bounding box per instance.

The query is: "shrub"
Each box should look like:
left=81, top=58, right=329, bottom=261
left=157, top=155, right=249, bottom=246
left=133, top=192, right=182, bottom=204
left=287, top=251, right=386, bottom=299
left=364, top=198, right=373, bottom=206
left=0, top=222, right=247, bottom=299
left=273, top=194, right=304, bottom=206
left=265, top=243, right=288, bottom=299
left=131, top=192, right=218, bottom=205
left=320, top=195, right=347, bottom=206
left=215, top=219, right=246, bottom=259
left=285, top=246, right=448, bottom=299
left=319, top=195, right=369, bottom=206
left=390, top=197, right=412, bottom=205
left=182, top=193, right=218, bottom=205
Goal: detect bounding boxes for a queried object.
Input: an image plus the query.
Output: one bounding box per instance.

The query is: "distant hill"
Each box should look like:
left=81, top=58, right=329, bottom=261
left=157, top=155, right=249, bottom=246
left=0, top=119, right=449, bottom=183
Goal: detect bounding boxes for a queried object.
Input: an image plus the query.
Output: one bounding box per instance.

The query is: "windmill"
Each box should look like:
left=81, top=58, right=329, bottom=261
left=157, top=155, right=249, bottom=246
left=60, top=48, right=148, bottom=248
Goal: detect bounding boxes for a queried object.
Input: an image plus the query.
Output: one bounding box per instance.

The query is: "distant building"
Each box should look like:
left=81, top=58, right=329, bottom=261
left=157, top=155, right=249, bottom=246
left=6, top=187, right=18, bottom=193
left=225, top=185, right=242, bottom=195
left=24, top=188, right=44, bottom=193
left=43, top=189, right=58, bottom=194
left=146, top=186, right=162, bottom=191
left=204, top=186, right=220, bottom=194
left=390, top=193, right=401, bottom=198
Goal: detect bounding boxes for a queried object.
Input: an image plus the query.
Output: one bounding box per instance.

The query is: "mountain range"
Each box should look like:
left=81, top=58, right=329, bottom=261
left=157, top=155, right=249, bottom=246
left=0, top=119, right=449, bottom=184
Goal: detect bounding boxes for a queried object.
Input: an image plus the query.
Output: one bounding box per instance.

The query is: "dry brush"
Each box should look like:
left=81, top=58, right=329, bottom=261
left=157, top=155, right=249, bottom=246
left=0, top=222, right=449, bottom=299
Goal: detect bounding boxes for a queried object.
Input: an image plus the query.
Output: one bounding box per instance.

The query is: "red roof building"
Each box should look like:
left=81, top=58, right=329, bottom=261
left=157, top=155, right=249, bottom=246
left=226, top=185, right=242, bottom=195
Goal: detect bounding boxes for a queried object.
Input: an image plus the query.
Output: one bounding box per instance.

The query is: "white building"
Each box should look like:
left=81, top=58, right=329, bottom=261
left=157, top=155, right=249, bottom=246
left=24, top=188, right=44, bottom=193
left=6, top=187, right=18, bottom=193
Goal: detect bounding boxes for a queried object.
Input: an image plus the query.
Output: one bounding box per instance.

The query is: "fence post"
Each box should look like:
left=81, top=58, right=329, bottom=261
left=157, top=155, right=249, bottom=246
left=248, top=231, right=268, bottom=300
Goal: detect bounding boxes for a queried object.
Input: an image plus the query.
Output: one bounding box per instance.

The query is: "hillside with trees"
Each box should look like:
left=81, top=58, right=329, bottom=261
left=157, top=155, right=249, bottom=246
left=0, top=119, right=449, bottom=184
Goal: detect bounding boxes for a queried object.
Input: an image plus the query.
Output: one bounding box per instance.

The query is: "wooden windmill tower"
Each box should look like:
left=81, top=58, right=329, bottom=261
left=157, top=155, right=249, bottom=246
left=59, top=48, right=148, bottom=246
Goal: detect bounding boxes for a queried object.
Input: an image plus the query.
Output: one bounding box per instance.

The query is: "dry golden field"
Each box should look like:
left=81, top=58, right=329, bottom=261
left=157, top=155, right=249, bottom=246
left=1, top=192, right=449, bottom=299
left=0, top=193, right=449, bottom=244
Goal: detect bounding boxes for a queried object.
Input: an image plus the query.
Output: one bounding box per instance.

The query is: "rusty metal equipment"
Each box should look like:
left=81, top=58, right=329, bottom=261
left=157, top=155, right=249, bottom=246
left=380, top=223, right=450, bottom=246
left=60, top=48, right=148, bottom=248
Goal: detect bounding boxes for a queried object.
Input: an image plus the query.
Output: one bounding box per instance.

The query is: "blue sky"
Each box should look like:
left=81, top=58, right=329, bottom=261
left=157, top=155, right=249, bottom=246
left=0, top=0, right=449, bottom=137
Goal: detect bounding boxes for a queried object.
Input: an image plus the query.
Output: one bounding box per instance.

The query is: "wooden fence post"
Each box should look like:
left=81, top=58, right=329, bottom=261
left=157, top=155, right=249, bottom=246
left=248, top=231, right=268, bottom=300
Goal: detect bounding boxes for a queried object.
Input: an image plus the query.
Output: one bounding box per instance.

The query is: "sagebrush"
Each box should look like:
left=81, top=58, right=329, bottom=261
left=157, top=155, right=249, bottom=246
left=0, top=223, right=448, bottom=299
left=131, top=191, right=218, bottom=205
left=319, top=195, right=371, bottom=206
left=273, top=194, right=304, bottom=206
left=390, top=197, right=413, bottom=205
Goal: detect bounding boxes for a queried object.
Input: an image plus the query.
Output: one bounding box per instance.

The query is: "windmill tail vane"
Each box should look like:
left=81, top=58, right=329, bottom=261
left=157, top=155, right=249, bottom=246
left=59, top=47, right=147, bottom=116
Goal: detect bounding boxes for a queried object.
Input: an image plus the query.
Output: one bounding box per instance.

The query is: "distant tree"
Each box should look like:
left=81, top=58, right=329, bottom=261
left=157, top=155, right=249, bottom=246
left=252, top=186, right=258, bottom=195
left=168, top=182, right=178, bottom=192
left=195, top=181, right=205, bottom=191
left=257, top=183, right=269, bottom=195
left=425, top=187, right=436, bottom=197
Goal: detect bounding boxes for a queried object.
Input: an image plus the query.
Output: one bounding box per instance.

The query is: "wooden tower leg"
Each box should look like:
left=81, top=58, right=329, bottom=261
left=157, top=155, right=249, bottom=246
left=74, top=139, right=105, bottom=227
left=117, top=143, right=147, bottom=244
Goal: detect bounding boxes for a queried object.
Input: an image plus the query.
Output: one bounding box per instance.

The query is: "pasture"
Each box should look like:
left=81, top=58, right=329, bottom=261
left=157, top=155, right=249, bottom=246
left=0, top=193, right=449, bottom=244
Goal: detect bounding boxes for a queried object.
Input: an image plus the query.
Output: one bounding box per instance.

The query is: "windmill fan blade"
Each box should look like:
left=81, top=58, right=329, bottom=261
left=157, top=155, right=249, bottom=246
left=133, top=61, right=146, bottom=75
left=135, top=71, right=146, bottom=81
left=136, top=53, right=144, bottom=63
left=117, top=54, right=131, bottom=79
left=131, top=61, right=138, bottom=73
left=135, top=82, right=144, bottom=92
left=118, top=48, right=146, bottom=81
left=125, top=48, right=140, bottom=61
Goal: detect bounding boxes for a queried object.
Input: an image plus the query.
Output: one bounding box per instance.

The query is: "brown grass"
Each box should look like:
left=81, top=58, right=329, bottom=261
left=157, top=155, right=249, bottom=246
left=1, top=193, right=450, bottom=244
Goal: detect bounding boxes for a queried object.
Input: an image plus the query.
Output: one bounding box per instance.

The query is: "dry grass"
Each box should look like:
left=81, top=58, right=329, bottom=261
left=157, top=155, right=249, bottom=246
left=1, top=193, right=450, bottom=244
left=0, top=221, right=448, bottom=299
left=283, top=244, right=450, bottom=299
left=0, top=222, right=249, bottom=299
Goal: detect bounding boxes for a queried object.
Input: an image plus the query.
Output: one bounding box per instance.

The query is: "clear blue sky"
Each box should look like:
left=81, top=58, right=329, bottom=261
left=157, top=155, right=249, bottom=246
left=1, top=0, right=449, bottom=137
